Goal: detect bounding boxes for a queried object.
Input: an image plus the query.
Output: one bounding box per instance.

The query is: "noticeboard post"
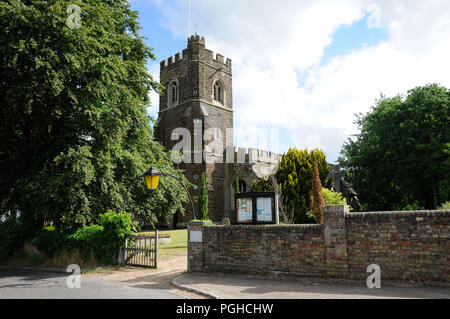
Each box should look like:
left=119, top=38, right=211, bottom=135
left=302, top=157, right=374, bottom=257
left=235, top=192, right=279, bottom=225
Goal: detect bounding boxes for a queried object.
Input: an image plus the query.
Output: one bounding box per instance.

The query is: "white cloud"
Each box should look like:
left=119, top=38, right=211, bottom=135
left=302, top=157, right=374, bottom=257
left=146, top=62, right=160, bottom=118
left=149, top=0, right=450, bottom=162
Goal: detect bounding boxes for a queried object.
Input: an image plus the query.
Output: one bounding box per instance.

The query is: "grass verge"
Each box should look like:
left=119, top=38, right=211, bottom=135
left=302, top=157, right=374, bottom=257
left=136, top=229, right=187, bottom=259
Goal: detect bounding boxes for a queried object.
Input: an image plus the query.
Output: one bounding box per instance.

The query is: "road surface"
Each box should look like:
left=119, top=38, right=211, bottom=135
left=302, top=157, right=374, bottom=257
left=0, top=268, right=191, bottom=299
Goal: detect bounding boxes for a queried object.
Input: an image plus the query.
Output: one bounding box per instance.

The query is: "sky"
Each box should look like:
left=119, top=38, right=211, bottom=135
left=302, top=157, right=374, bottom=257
left=129, top=0, right=450, bottom=163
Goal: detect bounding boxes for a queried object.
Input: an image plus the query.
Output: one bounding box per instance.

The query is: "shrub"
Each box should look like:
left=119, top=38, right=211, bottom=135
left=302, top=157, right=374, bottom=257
left=438, top=201, right=450, bottom=210
left=275, top=148, right=331, bottom=224
left=96, top=210, right=133, bottom=263
left=33, top=226, right=67, bottom=257
left=322, top=188, right=348, bottom=206
left=400, top=201, right=423, bottom=211
left=67, top=224, right=104, bottom=259
left=2, top=211, right=132, bottom=266
left=250, top=177, right=273, bottom=192
left=0, top=219, right=24, bottom=261
left=63, top=211, right=132, bottom=264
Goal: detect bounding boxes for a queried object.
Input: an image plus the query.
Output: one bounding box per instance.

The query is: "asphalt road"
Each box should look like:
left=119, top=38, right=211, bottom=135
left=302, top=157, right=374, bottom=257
left=0, top=269, right=190, bottom=299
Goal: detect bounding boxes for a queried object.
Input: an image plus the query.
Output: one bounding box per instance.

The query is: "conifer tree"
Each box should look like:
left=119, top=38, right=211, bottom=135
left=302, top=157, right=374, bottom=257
left=198, top=173, right=209, bottom=220
left=310, top=162, right=325, bottom=224
left=275, top=147, right=331, bottom=223
left=235, top=176, right=240, bottom=194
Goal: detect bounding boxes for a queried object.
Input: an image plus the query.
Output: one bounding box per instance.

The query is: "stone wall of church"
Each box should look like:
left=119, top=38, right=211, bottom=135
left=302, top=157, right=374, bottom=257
left=157, top=36, right=235, bottom=227
left=224, top=162, right=258, bottom=224
left=159, top=35, right=233, bottom=112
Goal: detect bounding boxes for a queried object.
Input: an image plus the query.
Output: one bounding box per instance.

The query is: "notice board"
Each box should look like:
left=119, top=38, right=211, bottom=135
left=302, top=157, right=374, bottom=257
left=235, top=192, right=278, bottom=225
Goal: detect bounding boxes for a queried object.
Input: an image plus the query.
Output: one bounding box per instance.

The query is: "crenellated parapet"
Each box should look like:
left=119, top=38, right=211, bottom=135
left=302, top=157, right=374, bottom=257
left=224, top=146, right=280, bottom=165
left=160, top=35, right=232, bottom=73
left=160, top=51, right=184, bottom=70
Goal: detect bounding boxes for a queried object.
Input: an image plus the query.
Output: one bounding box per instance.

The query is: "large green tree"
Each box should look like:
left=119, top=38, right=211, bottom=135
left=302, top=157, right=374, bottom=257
left=0, top=0, right=188, bottom=232
left=275, top=148, right=331, bottom=223
left=339, top=84, right=450, bottom=210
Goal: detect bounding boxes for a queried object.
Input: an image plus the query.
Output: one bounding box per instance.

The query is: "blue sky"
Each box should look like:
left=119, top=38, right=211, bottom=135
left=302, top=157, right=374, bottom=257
left=129, top=0, right=450, bottom=163
left=320, top=13, right=388, bottom=65
left=128, top=1, right=185, bottom=68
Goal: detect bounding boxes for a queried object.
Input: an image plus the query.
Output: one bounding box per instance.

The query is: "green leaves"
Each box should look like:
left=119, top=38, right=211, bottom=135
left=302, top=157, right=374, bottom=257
left=322, top=188, right=347, bottom=206
left=339, top=84, right=450, bottom=210
left=0, top=0, right=188, bottom=232
left=250, top=177, right=273, bottom=192
left=275, top=148, right=331, bottom=224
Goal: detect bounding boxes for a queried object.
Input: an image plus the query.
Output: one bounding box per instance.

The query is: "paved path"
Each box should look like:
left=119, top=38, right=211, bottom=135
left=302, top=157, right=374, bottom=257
left=174, top=272, right=450, bottom=299
left=0, top=268, right=190, bottom=299
left=85, top=255, right=205, bottom=299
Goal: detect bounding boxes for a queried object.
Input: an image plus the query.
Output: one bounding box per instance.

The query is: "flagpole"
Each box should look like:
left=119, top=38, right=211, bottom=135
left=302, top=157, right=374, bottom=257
left=188, top=0, right=191, bottom=38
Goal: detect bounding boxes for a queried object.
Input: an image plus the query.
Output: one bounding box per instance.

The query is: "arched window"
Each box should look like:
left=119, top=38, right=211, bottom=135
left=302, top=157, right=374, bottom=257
left=214, top=81, right=223, bottom=103
left=168, top=81, right=178, bottom=106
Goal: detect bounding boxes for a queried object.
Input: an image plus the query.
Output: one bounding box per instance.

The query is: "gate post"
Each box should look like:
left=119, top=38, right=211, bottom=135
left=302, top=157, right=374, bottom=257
left=187, top=221, right=205, bottom=272
left=117, top=248, right=125, bottom=265
left=155, top=229, right=158, bottom=269
left=324, top=205, right=350, bottom=278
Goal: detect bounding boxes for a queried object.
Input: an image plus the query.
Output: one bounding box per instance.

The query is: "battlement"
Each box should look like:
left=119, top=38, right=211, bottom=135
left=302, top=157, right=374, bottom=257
left=160, top=35, right=231, bottom=71
left=160, top=51, right=184, bottom=69
left=188, top=34, right=206, bottom=45
left=225, top=146, right=279, bottom=164
left=214, top=53, right=232, bottom=67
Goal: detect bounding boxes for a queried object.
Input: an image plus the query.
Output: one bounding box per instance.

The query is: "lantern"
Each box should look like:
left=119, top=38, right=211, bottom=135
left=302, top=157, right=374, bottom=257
left=143, top=168, right=161, bottom=190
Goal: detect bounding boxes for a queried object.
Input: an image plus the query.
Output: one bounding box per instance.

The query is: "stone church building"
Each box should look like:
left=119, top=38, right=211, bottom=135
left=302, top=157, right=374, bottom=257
left=155, top=35, right=358, bottom=228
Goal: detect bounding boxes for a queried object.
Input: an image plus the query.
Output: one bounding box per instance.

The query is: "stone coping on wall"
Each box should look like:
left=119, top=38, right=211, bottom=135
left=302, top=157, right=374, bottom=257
left=345, top=209, right=450, bottom=219
left=202, top=224, right=324, bottom=231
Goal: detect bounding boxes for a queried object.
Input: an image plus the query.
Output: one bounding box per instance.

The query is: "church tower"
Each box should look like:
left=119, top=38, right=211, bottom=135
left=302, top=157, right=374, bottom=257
left=155, top=35, right=233, bottom=227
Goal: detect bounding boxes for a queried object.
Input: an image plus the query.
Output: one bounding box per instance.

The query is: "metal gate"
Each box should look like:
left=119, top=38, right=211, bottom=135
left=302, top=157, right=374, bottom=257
left=124, top=231, right=158, bottom=268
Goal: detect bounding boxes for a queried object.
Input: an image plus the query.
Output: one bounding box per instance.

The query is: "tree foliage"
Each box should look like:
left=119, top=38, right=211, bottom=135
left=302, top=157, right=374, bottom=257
left=0, top=0, right=188, bottom=232
left=275, top=148, right=331, bottom=223
left=339, top=84, right=450, bottom=210
left=250, top=177, right=273, bottom=192
left=322, top=188, right=347, bottom=206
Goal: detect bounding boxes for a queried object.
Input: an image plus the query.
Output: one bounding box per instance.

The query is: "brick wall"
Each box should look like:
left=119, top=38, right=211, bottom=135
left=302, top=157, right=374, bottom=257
left=203, top=224, right=325, bottom=276
left=346, top=210, right=449, bottom=281
left=188, top=207, right=450, bottom=282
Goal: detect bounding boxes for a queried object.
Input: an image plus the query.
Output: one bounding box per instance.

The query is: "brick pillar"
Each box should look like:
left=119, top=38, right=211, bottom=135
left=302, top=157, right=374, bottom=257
left=187, top=221, right=204, bottom=272
left=324, top=205, right=349, bottom=278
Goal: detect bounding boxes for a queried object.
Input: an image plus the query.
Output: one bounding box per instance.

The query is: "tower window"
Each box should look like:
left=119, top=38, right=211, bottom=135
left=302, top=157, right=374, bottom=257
left=169, top=81, right=178, bottom=106
left=214, top=81, right=224, bottom=103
